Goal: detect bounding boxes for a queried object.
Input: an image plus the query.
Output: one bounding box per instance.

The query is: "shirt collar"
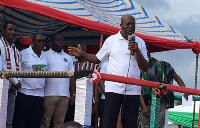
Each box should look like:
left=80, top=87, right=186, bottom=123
left=117, top=31, right=126, bottom=40
left=1, top=36, right=15, bottom=47
left=49, top=48, right=64, bottom=54
left=28, top=46, right=44, bottom=58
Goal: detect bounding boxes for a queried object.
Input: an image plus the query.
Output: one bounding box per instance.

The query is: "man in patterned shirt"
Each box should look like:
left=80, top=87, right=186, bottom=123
left=140, top=53, right=188, bottom=128
left=65, top=44, right=100, bottom=127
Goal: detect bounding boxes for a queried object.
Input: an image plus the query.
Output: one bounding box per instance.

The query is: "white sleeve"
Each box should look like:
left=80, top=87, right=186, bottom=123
left=100, top=59, right=108, bottom=73
left=96, top=36, right=113, bottom=61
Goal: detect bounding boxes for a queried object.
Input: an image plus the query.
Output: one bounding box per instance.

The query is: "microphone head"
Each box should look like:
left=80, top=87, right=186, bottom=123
left=128, top=34, right=135, bottom=41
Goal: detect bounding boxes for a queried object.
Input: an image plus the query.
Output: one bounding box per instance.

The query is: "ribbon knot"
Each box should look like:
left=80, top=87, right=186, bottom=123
left=192, top=41, right=200, bottom=54
left=154, top=83, right=167, bottom=98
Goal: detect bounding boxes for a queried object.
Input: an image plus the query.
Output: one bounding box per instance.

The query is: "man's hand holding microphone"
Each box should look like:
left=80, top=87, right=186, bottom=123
left=128, top=34, right=138, bottom=56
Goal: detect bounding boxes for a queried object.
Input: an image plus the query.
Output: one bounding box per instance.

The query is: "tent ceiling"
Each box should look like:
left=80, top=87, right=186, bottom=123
left=0, top=6, right=109, bottom=47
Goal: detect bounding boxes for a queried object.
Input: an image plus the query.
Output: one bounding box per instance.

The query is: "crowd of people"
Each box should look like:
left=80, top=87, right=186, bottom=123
left=0, top=14, right=188, bottom=128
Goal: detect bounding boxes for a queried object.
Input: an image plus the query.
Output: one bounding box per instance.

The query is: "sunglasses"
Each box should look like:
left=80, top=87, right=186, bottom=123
left=36, top=39, right=45, bottom=43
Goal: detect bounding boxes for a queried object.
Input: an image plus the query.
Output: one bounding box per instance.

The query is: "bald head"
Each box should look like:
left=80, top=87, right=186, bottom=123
left=121, top=14, right=135, bottom=24
left=120, top=14, right=135, bottom=39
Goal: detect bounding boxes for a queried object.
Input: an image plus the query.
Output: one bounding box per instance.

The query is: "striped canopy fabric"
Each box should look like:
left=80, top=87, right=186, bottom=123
left=0, top=0, right=195, bottom=52
left=25, top=0, right=188, bottom=41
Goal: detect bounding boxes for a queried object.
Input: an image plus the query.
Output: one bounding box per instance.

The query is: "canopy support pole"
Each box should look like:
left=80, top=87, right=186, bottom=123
left=193, top=54, right=199, bottom=128
left=99, top=34, right=103, bottom=49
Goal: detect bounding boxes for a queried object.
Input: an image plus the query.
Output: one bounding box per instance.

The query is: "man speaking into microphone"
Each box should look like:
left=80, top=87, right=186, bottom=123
left=68, top=14, right=149, bottom=128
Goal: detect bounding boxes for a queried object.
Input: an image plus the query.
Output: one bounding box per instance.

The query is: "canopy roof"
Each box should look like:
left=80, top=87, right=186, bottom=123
left=0, top=0, right=198, bottom=53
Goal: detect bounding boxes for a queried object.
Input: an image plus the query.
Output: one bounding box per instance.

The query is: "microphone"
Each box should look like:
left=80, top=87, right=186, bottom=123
left=128, top=34, right=135, bottom=56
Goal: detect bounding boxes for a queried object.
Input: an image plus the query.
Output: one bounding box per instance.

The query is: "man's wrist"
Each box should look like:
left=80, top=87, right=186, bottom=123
left=81, top=52, right=85, bottom=58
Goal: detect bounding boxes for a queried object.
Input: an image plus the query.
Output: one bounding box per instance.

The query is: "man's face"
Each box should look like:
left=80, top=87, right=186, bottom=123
left=33, top=34, right=45, bottom=51
left=120, top=16, right=135, bottom=37
left=3, top=23, right=16, bottom=42
left=53, top=34, right=64, bottom=51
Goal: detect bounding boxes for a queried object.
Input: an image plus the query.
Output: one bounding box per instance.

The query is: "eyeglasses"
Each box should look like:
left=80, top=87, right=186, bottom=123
left=36, top=39, right=45, bottom=43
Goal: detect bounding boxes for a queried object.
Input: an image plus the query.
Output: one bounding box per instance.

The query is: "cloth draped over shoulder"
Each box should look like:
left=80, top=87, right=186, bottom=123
left=0, top=36, right=19, bottom=71
left=141, top=58, right=166, bottom=105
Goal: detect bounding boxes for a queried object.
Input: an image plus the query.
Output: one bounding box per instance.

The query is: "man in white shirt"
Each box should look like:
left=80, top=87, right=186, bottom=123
left=68, top=14, right=149, bottom=128
left=12, top=33, right=47, bottom=128
left=0, top=21, right=21, bottom=128
left=40, top=33, right=75, bottom=128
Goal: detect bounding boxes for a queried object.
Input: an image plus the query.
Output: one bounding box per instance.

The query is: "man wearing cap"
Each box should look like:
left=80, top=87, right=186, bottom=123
left=15, top=36, right=33, bottom=52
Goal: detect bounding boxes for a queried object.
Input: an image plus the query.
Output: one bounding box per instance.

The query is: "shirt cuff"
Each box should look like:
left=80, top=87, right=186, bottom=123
left=9, top=78, right=19, bottom=85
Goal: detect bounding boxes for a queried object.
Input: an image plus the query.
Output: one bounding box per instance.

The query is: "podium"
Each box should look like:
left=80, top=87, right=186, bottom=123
left=0, top=79, right=9, bottom=128
left=74, top=77, right=93, bottom=126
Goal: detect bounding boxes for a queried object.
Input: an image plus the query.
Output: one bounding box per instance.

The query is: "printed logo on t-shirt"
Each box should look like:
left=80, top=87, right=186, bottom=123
left=63, top=58, right=68, bottom=62
left=32, top=64, right=46, bottom=71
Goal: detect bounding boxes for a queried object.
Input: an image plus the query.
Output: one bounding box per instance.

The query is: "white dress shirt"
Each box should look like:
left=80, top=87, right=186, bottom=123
left=96, top=31, right=148, bottom=95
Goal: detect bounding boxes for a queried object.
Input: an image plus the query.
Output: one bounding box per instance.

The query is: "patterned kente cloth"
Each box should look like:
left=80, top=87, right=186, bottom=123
left=141, top=57, right=166, bottom=105
left=160, top=61, right=175, bottom=108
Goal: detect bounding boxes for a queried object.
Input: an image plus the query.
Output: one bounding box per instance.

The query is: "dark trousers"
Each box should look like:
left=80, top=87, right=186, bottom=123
left=99, top=99, right=105, bottom=128
left=101, top=92, right=140, bottom=128
left=64, top=104, right=96, bottom=127
left=12, top=91, right=44, bottom=128
left=64, top=104, right=75, bottom=122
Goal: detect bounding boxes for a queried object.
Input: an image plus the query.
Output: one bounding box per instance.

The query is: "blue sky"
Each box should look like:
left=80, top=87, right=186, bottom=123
left=134, top=0, right=200, bottom=90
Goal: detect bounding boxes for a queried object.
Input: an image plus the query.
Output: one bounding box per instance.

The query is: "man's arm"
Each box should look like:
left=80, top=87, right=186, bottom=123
left=135, top=48, right=148, bottom=72
left=82, top=53, right=100, bottom=64
left=99, top=80, right=105, bottom=95
left=140, top=92, right=150, bottom=117
left=69, top=78, right=76, bottom=105
left=128, top=41, right=148, bottom=71
left=173, top=71, right=185, bottom=87
left=93, top=83, right=99, bottom=103
left=173, top=71, right=189, bottom=100
left=68, top=44, right=100, bottom=64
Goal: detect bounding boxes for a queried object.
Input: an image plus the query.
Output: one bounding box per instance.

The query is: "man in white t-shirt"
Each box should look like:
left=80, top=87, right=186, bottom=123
left=68, top=14, right=149, bottom=128
left=12, top=34, right=47, bottom=128
left=40, top=33, right=75, bottom=128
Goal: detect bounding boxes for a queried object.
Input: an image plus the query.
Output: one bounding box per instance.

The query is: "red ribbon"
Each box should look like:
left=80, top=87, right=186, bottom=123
left=192, top=41, right=200, bottom=54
